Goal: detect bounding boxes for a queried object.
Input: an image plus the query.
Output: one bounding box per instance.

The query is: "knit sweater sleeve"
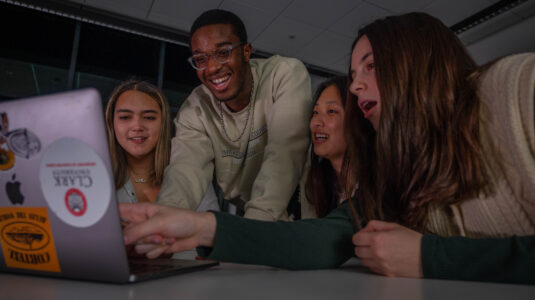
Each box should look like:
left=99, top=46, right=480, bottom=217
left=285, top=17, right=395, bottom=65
left=197, top=201, right=355, bottom=269
left=156, top=92, right=215, bottom=209
left=421, top=234, right=535, bottom=284
left=244, top=57, right=312, bottom=221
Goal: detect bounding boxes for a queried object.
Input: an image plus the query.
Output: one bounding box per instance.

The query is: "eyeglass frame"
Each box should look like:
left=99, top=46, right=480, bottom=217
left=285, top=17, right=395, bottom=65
left=187, top=42, right=246, bottom=71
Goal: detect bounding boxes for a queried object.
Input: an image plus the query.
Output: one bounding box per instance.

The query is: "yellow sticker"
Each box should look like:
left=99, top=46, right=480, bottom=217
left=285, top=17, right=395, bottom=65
left=0, top=207, right=60, bottom=272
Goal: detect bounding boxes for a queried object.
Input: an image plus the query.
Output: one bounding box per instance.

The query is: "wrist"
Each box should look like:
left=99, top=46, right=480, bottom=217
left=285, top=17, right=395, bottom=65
left=197, top=211, right=217, bottom=247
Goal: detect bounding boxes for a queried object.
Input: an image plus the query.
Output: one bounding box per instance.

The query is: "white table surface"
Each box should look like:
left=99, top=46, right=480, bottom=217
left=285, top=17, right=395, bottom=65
left=1, top=251, right=533, bottom=300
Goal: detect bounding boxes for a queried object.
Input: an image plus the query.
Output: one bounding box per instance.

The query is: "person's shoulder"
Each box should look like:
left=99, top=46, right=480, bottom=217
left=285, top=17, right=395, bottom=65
left=252, top=55, right=307, bottom=74
left=179, top=85, right=214, bottom=113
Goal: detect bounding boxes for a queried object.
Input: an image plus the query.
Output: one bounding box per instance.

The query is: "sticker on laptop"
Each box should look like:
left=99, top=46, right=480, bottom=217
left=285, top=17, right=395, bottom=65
left=0, top=207, right=61, bottom=272
left=39, top=138, right=112, bottom=228
left=0, top=111, right=42, bottom=172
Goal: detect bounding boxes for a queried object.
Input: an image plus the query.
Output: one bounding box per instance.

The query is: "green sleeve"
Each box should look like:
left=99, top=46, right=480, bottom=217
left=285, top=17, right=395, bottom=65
left=197, top=202, right=355, bottom=269
left=422, top=234, right=535, bottom=284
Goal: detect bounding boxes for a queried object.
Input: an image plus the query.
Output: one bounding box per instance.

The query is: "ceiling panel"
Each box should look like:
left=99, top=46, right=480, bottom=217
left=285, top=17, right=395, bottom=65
left=330, top=54, right=351, bottom=75
left=226, top=0, right=293, bottom=13
left=148, top=0, right=221, bottom=31
left=220, top=0, right=280, bottom=41
left=282, top=0, right=362, bottom=29
left=329, top=2, right=390, bottom=39
left=297, top=31, right=353, bottom=72
left=57, top=0, right=535, bottom=75
left=458, top=10, right=522, bottom=45
left=421, top=0, right=490, bottom=27
left=85, top=0, right=153, bottom=19
left=509, top=0, right=535, bottom=19
left=253, top=16, right=323, bottom=57
left=363, top=0, right=434, bottom=14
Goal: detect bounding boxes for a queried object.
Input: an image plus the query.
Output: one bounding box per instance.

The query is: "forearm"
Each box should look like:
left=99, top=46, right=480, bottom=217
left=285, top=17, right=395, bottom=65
left=422, top=234, right=535, bottom=284
left=198, top=203, right=355, bottom=269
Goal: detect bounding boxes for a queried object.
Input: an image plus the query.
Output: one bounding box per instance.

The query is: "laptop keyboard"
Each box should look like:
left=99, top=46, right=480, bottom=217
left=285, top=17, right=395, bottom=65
left=128, top=258, right=189, bottom=275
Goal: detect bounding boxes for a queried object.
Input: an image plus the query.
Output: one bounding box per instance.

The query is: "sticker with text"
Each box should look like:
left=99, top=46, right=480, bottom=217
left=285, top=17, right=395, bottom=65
left=0, top=207, right=60, bottom=272
left=39, top=138, right=112, bottom=228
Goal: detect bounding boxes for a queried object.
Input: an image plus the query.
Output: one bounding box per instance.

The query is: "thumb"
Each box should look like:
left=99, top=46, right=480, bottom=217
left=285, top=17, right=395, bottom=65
left=361, top=220, right=398, bottom=232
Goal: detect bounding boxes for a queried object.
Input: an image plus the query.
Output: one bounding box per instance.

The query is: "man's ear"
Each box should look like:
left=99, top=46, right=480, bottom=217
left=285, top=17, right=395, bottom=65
left=243, top=43, right=252, bottom=63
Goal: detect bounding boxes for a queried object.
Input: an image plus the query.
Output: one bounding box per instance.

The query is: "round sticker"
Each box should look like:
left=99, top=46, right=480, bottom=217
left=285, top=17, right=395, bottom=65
left=39, top=138, right=112, bottom=228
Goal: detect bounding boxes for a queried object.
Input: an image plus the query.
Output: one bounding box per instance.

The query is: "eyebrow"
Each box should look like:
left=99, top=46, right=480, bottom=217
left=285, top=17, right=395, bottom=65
left=192, top=41, right=233, bottom=54
left=360, top=51, right=373, bottom=63
left=116, top=109, right=159, bottom=114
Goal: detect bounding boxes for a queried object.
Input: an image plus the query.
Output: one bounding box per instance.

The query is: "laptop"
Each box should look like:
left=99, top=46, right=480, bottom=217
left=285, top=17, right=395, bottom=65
left=0, top=88, right=217, bottom=283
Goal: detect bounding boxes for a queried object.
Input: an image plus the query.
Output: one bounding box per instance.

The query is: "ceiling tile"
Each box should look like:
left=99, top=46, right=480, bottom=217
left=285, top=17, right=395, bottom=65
left=148, top=0, right=221, bottom=32
left=226, top=0, right=293, bottom=13
left=220, top=1, right=280, bottom=41
left=420, top=0, right=490, bottom=27
left=467, top=13, right=535, bottom=64
left=329, top=2, right=390, bottom=39
left=510, top=0, right=535, bottom=19
left=282, top=0, right=363, bottom=29
left=253, top=17, right=323, bottom=57
left=85, top=0, right=153, bottom=19
left=458, top=11, right=522, bottom=45
left=297, top=31, right=353, bottom=70
left=363, top=0, right=434, bottom=13
left=329, top=54, right=351, bottom=74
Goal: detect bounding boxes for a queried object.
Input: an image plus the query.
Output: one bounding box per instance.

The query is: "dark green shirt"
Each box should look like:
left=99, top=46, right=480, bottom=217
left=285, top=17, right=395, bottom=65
left=198, top=201, right=535, bottom=283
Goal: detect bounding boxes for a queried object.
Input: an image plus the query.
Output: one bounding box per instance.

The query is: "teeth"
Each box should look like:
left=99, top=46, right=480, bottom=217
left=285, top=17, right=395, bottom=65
left=212, top=76, right=229, bottom=84
left=362, top=101, right=375, bottom=111
left=315, top=134, right=328, bottom=140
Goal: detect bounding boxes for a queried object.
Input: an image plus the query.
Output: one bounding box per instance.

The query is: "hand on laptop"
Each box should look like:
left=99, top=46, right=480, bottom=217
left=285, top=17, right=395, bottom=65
left=120, top=203, right=217, bottom=259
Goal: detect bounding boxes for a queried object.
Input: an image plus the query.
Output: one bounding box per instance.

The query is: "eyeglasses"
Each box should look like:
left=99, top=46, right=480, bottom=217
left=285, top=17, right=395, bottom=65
left=187, top=42, right=245, bottom=70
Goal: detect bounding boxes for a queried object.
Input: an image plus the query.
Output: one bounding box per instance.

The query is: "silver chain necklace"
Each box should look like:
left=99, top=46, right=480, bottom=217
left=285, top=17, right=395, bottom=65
left=218, top=77, right=255, bottom=143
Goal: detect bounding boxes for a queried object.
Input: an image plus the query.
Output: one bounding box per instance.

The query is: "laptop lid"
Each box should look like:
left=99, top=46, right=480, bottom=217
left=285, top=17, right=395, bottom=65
left=0, top=89, right=216, bottom=283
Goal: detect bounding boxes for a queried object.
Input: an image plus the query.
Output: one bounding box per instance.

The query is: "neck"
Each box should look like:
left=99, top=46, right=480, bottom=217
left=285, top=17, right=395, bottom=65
left=225, top=67, right=253, bottom=112
left=331, top=157, right=343, bottom=177
left=127, top=152, right=155, bottom=176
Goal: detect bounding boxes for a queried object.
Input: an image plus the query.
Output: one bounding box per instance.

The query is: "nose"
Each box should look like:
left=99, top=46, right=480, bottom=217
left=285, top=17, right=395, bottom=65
left=131, top=116, right=145, bottom=131
left=310, top=113, right=324, bottom=129
left=349, top=77, right=365, bottom=96
left=205, top=54, right=223, bottom=73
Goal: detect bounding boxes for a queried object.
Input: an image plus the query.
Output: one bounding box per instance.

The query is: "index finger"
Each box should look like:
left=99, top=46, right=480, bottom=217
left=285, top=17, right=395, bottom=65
left=352, top=231, right=375, bottom=246
left=119, top=202, right=157, bottom=223
left=123, top=215, right=166, bottom=245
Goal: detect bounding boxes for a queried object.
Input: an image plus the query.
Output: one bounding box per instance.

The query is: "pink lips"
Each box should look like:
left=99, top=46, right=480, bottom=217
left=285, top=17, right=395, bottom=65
left=129, top=137, right=147, bottom=144
left=358, top=99, right=377, bottom=119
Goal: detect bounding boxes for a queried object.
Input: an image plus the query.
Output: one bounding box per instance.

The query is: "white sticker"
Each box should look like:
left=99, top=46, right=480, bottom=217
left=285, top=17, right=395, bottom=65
left=39, top=138, right=112, bottom=228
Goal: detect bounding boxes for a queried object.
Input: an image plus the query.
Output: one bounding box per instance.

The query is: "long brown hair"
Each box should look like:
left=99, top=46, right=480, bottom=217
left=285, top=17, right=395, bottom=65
left=105, top=80, right=171, bottom=188
left=345, top=13, right=492, bottom=231
left=305, top=76, right=348, bottom=217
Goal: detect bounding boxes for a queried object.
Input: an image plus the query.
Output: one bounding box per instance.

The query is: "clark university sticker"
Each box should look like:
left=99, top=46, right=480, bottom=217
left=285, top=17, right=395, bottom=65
left=39, top=138, right=112, bottom=228
left=0, top=207, right=60, bottom=272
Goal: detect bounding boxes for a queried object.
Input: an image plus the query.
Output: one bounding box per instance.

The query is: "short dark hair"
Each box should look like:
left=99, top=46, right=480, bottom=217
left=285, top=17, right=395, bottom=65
left=189, top=9, right=247, bottom=45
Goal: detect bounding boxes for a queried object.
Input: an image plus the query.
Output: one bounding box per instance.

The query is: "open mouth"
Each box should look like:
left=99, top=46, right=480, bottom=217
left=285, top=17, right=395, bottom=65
left=359, top=100, right=377, bottom=118
left=209, top=74, right=231, bottom=91
left=314, top=133, right=329, bottom=143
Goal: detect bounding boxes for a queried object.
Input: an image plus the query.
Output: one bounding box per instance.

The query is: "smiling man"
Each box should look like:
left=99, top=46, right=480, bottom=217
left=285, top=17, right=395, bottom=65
left=156, top=9, right=312, bottom=221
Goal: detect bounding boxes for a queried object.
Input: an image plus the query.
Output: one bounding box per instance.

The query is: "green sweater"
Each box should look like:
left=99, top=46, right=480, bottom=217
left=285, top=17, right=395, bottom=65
left=198, top=202, right=535, bottom=284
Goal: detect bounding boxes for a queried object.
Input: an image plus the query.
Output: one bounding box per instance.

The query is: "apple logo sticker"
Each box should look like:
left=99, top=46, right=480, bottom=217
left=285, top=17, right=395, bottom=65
left=6, top=173, right=24, bottom=205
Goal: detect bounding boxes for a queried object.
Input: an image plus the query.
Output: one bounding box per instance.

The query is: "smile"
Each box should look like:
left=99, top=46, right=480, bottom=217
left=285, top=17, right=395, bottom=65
left=209, top=74, right=231, bottom=90
left=129, top=137, right=147, bottom=144
left=314, top=133, right=329, bottom=143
